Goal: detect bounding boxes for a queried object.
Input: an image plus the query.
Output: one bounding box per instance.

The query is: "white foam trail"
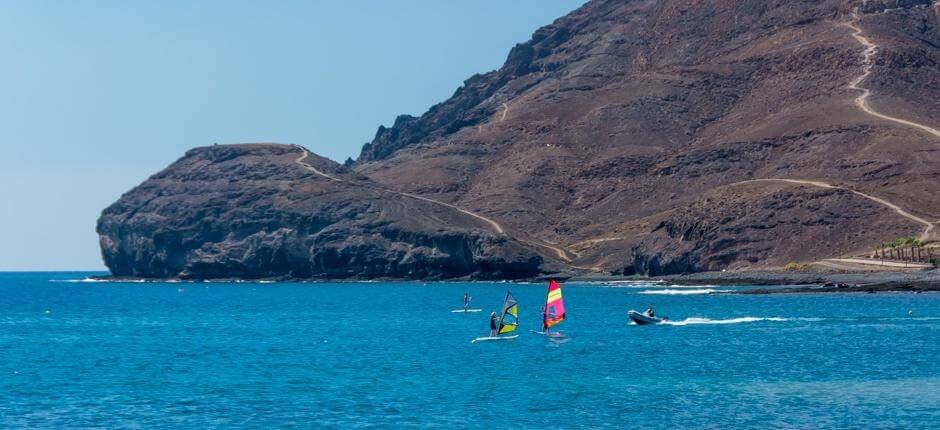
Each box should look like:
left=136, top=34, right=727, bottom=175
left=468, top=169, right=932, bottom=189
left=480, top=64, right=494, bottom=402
left=638, top=289, right=732, bottom=295
left=663, top=317, right=789, bottom=326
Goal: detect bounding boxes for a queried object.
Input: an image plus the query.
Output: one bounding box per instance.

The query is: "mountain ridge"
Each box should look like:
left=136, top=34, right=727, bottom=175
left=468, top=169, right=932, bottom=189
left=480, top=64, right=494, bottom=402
left=98, top=0, right=940, bottom=279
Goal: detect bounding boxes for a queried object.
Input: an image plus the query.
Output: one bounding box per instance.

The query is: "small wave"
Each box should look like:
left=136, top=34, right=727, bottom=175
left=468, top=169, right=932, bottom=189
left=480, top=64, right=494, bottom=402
left=603, top=279, right=666, bottom=285
left=52, top=278, right=123, bottom=283
left=51, top=278, right=151, bottom=283
left=638, top=289, right=732, bottom=295
left=663, top=316, right=789, bottom=326
left=593, top=283, right=718, bottom=289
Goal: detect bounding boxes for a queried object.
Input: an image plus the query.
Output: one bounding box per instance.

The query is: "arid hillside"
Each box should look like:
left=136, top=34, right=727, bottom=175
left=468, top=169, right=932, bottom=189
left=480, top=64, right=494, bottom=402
left=355, top=0, right=940, bottom=274
left=100, top=0, right=940, bottom=278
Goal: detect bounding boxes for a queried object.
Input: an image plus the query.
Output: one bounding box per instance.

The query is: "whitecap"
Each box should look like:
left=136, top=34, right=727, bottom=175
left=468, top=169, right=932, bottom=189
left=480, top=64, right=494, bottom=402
left=602, top=279, right=666, bottom=285
left=50, top=278, right=107, bottom=283
left=50, top=278, right=148, bottom=283
left=638, top=288, right=732, bottom=295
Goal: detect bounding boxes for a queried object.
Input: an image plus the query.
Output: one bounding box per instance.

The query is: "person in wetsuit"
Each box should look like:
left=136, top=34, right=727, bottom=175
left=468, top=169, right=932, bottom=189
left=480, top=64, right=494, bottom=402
left=644, top=305, right=655, bottom=318
left=489, top=312, right=498, bottom=336
left=463, top=292, right=471, bottom=310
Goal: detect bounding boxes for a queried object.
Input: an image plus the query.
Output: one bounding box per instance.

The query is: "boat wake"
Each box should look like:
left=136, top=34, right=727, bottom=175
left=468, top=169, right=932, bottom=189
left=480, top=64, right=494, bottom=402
left=638, top=288, right=732, bottom=295
left=663, top=317, right=790, bottom=326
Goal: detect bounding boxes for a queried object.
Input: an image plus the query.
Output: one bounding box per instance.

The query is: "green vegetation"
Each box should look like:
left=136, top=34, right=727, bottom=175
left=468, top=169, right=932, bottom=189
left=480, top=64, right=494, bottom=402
left=783, top=262, right=811, bottom=272
left=882, top=237, right=924, bottom=249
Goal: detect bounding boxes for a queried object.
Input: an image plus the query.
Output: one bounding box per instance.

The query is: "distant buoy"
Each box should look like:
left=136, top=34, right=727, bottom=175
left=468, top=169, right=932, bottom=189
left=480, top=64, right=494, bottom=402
left=908, top=309, right=914, bottom=316
left=44, top=309, right=51, bottom=315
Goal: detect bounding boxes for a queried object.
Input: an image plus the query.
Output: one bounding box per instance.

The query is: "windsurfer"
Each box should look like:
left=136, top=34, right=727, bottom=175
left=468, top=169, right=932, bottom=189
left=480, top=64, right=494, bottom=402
left=463, top=292, right=472, bottom=310
left=489, top=312, right=498, bottom=336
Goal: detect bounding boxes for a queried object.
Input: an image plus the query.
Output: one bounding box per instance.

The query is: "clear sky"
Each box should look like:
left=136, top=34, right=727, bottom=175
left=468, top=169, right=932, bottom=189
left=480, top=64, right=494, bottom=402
left=0, top=0, right=587, bottom=270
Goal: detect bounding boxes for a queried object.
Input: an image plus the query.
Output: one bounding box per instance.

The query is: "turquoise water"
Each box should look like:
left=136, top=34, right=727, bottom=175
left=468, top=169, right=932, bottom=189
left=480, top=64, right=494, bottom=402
left=1, top=272, right=938, bottom=428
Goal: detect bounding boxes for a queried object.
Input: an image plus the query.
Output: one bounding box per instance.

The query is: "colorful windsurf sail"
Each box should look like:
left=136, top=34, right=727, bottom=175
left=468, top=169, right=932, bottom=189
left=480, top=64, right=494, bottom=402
left=542, top=279, right=566, bottom=331
left=497, top=291, right=519, bottom=335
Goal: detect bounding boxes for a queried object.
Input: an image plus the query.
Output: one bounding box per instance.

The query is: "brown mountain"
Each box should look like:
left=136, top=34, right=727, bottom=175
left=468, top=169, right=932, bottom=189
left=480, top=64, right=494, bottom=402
left=97, top=145, right=544, bottom=279
left=99, top=0, right=940, bottom=279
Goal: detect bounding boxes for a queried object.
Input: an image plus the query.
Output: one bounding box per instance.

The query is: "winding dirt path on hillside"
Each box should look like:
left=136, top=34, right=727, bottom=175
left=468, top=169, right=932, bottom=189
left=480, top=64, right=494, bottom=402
left=844, top=15, right=940, bottom=141
left=569, top=236, right=626, bottom=249
left=570, top=16, right=940, bottom=257
left=294, top=146, right=503, bottom=234
left=569, top=178, right=935, bottom=255
left=732, top=178, right=935, bottom=242
left=294, top=146, right=577, bottom=263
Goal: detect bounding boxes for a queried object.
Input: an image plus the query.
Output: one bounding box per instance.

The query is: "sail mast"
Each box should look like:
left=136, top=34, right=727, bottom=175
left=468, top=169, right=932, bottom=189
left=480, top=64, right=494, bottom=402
left=497, top=291, right=510, bottom=334
left=542, top=283, right=551, bottom=332
left=497, top=291, right=519, bottom=335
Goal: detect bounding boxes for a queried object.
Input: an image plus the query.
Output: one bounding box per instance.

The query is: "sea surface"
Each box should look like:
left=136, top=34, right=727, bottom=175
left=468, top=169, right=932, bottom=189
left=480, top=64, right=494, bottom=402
left=1, top=272, right=938, bottom=428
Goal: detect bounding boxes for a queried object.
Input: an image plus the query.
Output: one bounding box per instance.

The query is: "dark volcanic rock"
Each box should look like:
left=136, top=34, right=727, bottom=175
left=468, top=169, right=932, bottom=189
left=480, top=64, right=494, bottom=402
left=100, top=0, right=940, bottom=279
left=630, top=183, right=922, bottom=275
left=355, top=0, right=939, bottom=275
left=97, top=144, right=542, bottom=280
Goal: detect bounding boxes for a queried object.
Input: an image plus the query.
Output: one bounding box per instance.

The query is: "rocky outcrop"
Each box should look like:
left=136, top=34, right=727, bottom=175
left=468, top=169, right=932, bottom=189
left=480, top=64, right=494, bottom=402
left=100, top=0, right=940, bottom=279
left=97, top=144, right=542, bottom=279
left=357, top=4, right=588, bottom=162
left=858, top=0, right=932, bottom=14
left=629, top=183, right=923, bottom=276
left=354, top=0, right=939, bottom=276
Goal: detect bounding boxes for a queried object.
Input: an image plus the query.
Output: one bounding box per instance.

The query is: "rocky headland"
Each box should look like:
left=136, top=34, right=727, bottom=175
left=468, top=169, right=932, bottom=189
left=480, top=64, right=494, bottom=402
left=99, top=0, right=940, bottom=281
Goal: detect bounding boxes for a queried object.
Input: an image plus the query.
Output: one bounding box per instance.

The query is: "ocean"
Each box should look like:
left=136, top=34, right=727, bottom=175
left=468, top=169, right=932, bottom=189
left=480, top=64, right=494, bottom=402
left=1, top=272, right=937, bottom=428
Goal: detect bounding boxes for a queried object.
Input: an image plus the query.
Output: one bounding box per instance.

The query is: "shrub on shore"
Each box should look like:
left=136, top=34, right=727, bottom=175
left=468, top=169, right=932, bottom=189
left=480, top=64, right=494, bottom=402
left=783, top=262, right=811, bottom=272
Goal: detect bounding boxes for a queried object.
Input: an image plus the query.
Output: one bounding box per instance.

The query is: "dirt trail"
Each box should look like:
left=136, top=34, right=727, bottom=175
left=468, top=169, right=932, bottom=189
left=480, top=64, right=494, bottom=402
left=572, top=18, right=940, bottom=254
left=734, top=178, right=935, bottom=242
left=569, top=177, right=935, bottom=257
left=294, top=146, right=577, bottom=262
left=569, top=236, right=625, bottom=249
left=844, top=16, right=940, bottom=141
left=294, top=146, right=504, bottom=234
left=825, top=257, right=932, bottom=269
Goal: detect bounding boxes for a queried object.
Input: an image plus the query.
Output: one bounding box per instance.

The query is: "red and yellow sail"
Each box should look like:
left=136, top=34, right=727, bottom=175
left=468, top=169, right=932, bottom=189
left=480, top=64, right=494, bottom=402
left=543, top=279, right=566, bottom=330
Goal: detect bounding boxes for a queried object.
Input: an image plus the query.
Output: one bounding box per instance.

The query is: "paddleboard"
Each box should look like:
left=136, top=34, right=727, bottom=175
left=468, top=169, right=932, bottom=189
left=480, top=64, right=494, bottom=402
left=451, top=309, right=483, bottom=313
left=471, top=335, right=519, bottom=344
left=530, top=330, right=567, bottom=339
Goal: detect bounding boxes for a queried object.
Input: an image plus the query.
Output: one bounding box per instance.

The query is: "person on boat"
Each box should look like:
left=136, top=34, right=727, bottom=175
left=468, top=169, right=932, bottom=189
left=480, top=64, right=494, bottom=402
left=463, top=292, right=472, bottom=310
left=489, top=312, right=498, bottom=336
left=644, top=305, right=655, bottom=318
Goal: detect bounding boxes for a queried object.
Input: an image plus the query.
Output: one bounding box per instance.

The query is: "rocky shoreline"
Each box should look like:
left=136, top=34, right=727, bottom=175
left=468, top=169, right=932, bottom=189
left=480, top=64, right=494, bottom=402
left=567, top=268, right=940, bottom=293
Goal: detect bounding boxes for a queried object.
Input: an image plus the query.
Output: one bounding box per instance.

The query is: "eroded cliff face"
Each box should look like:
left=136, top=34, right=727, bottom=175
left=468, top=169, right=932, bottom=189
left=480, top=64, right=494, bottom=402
left=100, top=0, right=940, bottom=278
left=97, top=144, right=542, bottom=279
left=353, top=0, right=939, bottom=275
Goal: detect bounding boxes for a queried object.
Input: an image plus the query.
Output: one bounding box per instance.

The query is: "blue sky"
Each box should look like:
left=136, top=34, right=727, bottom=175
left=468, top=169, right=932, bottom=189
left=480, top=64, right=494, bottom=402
left=0, top=0, right=587, bottom=270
